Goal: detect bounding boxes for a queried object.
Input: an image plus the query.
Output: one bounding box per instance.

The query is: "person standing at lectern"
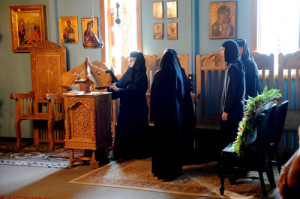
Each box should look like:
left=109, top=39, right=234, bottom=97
left=108, top=51, right=150, bottom=160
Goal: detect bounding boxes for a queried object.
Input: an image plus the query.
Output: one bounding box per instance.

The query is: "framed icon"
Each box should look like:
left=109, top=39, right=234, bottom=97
left=209, top=1, right=236, bottom=39
left=153, top=2, right=163, bottom=19
left=167, top=23, right=177, bottom=40
left=59, top=16, right=78, bottom=44
left=167, top=1, right=177, bottom=18
left=153, top=23, right=163, bottom=40
left=9, top=5, right=47, bottom=52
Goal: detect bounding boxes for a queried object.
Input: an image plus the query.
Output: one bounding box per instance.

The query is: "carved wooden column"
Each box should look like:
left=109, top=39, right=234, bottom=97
left=63, top=91, right=112, bottom=169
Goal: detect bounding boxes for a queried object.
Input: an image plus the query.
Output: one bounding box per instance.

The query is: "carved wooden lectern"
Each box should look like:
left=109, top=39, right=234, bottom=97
left=61, top=57, right=112, bottom=169
left=63, top=92, right=112, bottom=169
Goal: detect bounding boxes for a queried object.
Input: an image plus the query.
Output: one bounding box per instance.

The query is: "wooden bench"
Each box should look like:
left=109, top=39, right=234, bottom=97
left=252, top=50, right=300, bottom=133
left=195, top=52, right=226, bottom=131
left=252, top=50, right=300, bottom=160
left=278, top=50, right=300, bottom=157
left=252, top=51, right=275, bottom=90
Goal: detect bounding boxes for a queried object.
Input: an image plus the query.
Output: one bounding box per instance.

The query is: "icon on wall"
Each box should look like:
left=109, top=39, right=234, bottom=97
left=153, top=23, right=163, bottom=40
left=167, top=1, right=177, bottom=18
left=59, top=16, right=79, bottom=44
left=209, top=1, right=236, bottom=39
left=153, top=2, right=163, bottom=19
left=9, top=5, right=47, bottom=52
left=167, top=23, right=177, bottom=40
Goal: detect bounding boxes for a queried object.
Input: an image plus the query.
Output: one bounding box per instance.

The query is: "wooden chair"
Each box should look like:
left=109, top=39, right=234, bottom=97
left=195, top=52, right=226, bottom=130
left=10, top=41, right=67, bottom=151
left=143, top=55, right=161, bottom=124
left=269, top=100, right=289, bottom=173
left=218, top=104, right=277, bottom=197
left=278, top=50, right=300, bottom=158
left=251, top=51, right=275, bottom=90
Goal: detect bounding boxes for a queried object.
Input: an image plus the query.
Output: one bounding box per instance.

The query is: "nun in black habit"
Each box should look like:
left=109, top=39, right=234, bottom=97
left=235, top=38, right=261, bottom=99
left=109, top=51, right=150, bottom=159
left=180, top=66, right=196, bottom=165
left=150, top=48, right=185, bottom=180
left=220, top=40, right=246, bottom=149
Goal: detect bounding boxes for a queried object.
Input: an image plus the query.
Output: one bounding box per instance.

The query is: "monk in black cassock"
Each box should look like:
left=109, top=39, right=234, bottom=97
left=150, top=48, right=185, bottom=180
left=220, top=40, right=246, bottom=150
left=109, top=51, right=150, bottom=159
left=235, top=38, right=261, bottom=99
left=180, top=66, right=196, bottom=165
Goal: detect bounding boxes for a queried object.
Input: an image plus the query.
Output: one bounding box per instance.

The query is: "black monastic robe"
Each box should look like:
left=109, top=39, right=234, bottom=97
left=180, top=67, right=196, bottom=164
left=220, top=40, right=246, bottom=149
left=150, top=49, right=185, bottom=180
left=235, top=38, right=261, bottom=99
left=109, top=51, right=150, bottom=159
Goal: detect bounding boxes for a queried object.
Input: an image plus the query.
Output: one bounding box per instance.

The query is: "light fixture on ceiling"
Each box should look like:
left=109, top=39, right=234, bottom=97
left=115, top=3, right=121, bottom=24
left=83, top=0, right=104, bottom=49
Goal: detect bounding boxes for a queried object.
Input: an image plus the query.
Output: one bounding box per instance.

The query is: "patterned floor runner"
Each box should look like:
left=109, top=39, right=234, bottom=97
left=69, top=158, right=279, bottom=198
left=0, top=143, right=72, bottom=168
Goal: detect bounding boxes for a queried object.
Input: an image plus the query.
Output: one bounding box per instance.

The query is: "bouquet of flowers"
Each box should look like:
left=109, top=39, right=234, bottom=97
left=232, top=87, right=282, bottom=157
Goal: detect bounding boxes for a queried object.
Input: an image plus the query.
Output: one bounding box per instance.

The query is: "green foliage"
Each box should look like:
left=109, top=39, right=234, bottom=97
left=232, top=87, right=282, bottom=157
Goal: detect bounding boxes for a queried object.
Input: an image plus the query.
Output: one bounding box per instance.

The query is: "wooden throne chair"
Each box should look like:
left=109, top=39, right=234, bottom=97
left=10, top=41, right=67, bottom=151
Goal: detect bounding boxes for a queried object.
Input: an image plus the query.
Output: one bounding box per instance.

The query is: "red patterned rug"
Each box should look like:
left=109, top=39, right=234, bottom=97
left=69, top=158, right=279, bottom=198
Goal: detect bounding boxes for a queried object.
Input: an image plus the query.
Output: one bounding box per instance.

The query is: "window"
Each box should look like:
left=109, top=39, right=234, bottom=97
left=101, top=0, right=141, bottom=75
left=252, top=0, right=300, bottom=54
left=110, top=0, right=137, bottom=74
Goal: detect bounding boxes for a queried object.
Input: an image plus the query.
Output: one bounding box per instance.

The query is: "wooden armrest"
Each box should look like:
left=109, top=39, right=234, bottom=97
left=10, top=91, right=34, bottom=100
left=46, top=94, right=64, bottom=117
left=45, top=93, right=63, bottom=101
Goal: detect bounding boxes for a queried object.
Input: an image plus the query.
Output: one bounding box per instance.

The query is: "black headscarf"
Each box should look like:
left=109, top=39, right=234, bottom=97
left=222, top=40, right=239, bottom=64
left=116, top=51, right=147, bottom=91
left=159, top=49, right=185, bottom=98
left=130, top=51, right=147, bottom=87
left=235, top=38, right=261, bottom=98
left=235, top=38, right=254, bottom=63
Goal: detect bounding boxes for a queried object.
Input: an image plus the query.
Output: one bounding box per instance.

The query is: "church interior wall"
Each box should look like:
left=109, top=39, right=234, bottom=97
left=0, top=0, right=252, bottom=138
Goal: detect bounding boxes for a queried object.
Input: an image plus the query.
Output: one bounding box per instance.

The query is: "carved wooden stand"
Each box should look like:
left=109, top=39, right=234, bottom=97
left=63, top=92, right=112, bottom=169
